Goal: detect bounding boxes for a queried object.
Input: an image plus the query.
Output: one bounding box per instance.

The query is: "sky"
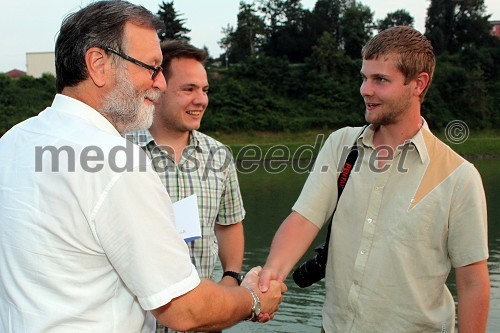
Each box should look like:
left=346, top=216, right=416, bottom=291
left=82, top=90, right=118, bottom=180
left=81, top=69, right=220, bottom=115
left=0, top=0, right=499, bottom=73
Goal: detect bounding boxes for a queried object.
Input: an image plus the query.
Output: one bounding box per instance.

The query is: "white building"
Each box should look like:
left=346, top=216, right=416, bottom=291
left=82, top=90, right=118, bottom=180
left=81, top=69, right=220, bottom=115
left=26, top=52, right=55, bottom=78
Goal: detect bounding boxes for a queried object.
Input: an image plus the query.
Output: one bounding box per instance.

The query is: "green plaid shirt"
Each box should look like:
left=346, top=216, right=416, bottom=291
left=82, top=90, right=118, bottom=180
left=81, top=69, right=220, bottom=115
left=126, top=130, right=245, bottom=281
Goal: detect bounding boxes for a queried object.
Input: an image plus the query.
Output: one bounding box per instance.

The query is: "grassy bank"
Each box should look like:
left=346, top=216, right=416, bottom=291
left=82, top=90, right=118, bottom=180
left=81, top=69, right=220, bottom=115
left=207, top=128, right=500, bottom=160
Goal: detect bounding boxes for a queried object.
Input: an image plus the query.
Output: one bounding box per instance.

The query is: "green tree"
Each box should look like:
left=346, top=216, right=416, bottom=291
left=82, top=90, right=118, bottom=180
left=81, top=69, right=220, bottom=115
left=425, top=0, right=495, bottom=55
left=218, top=24, right=234, bottom=68
left=424, top=0, right=453, bottom=55
left=236, top=2, right=265, bottom=57
left=340, top=3, right=374, bottom=59
left=377, top=9, right=414, bottom=31
left=310, top=0, right=353, bottom=49
left=223, top=2, right=266, bottom=63
left=156, top=1, right=191, bottom=41
left=273, top=3, right=313, bottom=62
left=258, top=0, right=313, bottom=62
left=309, top=31, right=347, bottom=75
left=258, top=0, right=286, bottom=49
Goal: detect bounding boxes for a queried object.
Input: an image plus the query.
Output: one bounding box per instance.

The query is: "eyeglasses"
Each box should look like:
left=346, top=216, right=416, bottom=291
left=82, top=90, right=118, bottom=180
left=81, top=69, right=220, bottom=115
left=104, top=47, right=163, bottom=80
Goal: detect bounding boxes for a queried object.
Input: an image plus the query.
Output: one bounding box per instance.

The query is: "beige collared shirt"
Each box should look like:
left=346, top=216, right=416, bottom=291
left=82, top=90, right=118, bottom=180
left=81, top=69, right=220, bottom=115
left=293, top=124, right=488, bottom=332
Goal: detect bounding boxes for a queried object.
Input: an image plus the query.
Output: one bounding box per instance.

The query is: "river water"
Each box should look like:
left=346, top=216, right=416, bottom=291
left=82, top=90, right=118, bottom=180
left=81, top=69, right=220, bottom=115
left=220, top=158, right=500, bottom=333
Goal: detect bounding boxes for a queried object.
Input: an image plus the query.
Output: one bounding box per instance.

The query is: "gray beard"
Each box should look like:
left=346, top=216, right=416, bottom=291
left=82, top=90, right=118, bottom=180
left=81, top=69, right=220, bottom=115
left=101, top=72, right=158, bottom=134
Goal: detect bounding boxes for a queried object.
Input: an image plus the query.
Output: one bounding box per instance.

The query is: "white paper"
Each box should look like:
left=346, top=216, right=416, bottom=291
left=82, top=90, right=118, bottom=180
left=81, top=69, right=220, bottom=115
left=172, top=194, right=201, bottom=242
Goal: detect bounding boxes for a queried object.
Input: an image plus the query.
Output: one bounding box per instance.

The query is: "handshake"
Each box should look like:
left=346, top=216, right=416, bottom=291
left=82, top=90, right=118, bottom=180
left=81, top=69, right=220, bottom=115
left=239, top=266, right=287, bottom=323
left=155, top=265, right=287, bottom=331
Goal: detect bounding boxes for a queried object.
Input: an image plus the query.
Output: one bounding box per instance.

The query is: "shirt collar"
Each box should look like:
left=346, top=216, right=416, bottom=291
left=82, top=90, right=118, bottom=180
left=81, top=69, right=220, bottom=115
left=411, top=120, right=430, bottom=164
left=132, top=129, right=155, bottom=148
left=189, top=130, right=202, bottom=152
left=134, top=129, right=202, bottom=152
left=358, top=118, right=430, bottom=164
left=51, top=94, right=120, bottom=136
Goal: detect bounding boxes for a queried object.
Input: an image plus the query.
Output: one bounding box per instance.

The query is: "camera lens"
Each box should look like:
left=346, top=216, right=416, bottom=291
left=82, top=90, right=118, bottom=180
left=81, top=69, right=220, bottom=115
left=292, top=255, right=326, bottom=288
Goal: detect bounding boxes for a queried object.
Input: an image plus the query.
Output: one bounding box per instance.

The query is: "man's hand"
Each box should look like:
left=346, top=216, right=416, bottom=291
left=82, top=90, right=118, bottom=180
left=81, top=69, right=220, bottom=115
left=241, top=266, right=287, bottom=323
left=258, top=265, right=281, bottom=293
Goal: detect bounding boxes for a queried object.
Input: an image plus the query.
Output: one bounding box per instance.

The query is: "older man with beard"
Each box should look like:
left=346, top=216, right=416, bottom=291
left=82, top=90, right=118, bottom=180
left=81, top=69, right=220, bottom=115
left=0, top=1, right=286, bottom=333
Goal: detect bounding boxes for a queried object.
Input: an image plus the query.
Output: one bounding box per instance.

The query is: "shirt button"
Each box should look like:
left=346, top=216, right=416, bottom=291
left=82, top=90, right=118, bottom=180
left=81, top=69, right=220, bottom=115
left=360, top=250, right=366, bottom=255
left=367, top=218, right=373, bottom=224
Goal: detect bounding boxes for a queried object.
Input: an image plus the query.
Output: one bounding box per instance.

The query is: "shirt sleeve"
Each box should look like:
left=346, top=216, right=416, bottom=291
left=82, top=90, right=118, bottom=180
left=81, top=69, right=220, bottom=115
left=216, top=150, right=245, bottom=225
left=293, top=128, right=358, bottom=228
left=92, top=166, right=200, bottom=310
left=448, top=162, right=489, bottom=268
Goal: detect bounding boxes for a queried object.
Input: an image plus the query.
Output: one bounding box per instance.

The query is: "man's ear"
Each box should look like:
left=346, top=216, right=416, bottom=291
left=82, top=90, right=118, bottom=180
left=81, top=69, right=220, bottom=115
left=414, top=72, right=430, bottom=97
left=85, top=47, right=109, bottom=87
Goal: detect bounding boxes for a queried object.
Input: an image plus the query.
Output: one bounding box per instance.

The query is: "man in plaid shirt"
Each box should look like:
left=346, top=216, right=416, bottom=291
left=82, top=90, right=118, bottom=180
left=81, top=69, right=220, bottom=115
left=127, top=40, right=245, bottom=333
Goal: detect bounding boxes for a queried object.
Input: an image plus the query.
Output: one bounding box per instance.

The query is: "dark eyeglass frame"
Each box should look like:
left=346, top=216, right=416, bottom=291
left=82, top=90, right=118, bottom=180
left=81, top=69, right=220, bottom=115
left=104, top=47, right=162, bottom=80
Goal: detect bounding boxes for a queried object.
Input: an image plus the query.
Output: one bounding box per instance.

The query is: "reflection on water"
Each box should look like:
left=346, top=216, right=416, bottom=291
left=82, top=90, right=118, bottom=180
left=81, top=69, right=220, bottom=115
left=489, top=245, right=500, bottom=329
left=479, top=158, right=500, bottom=332
left=221, top=158, right=499, bottom=333
left=484, top=158, right=500, bottom=331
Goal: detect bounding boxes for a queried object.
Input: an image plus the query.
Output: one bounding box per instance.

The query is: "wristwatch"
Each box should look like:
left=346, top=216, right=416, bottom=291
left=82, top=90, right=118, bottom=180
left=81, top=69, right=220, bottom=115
left=223, top=270, right=244, bottom=285
left=243, top=286, right=261, bottom=321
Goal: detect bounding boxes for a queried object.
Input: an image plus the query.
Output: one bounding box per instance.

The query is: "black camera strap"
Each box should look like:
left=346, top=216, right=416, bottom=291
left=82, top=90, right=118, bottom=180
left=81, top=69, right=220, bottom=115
left=322, top=125, right=367, bottom=262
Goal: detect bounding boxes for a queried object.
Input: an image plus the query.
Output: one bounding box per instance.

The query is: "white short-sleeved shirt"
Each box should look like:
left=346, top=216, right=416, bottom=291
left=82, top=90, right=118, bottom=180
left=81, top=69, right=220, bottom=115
left=293, top=124, right=488, bottom=333
left=0, top=94, right=200, bottom=333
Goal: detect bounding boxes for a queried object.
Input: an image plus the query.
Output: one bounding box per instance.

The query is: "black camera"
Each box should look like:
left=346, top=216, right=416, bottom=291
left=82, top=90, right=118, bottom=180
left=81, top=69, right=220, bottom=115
left=292, top=242, right=328, bottom=288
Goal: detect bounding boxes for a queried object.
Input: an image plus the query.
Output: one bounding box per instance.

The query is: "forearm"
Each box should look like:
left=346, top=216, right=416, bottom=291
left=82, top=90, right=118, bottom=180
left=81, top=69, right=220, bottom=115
left=263, top=211, right=320, bottom=281
left=456, top=260, right=490, bottom=333
left=153, top=279, right=252, bottom=331
left=215, top=222, right=244, bottom=272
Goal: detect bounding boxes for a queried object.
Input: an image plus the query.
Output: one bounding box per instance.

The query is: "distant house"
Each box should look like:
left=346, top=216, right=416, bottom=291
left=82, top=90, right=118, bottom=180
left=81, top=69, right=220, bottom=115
left=5, top=69, right=26, bottom=79
left=26, top=52, right=55, bottom=78
left=491, top=20, right=500, bottom=38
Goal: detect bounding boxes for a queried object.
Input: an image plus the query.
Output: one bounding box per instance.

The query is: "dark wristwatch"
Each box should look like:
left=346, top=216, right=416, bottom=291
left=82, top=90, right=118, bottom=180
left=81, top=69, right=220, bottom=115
left=223, top=270, right=244, bottom=285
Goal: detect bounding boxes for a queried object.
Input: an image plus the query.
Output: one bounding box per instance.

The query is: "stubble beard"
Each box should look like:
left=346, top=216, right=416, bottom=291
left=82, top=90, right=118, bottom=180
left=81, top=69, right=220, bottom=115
left=366, top=88, right=413, bottom=127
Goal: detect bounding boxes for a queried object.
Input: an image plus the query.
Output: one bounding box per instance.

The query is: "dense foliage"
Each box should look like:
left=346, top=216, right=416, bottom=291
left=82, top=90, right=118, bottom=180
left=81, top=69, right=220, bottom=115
left=203, top=44, right=500, bottom=132
left=0, top=0, right=498, bottom=136
left=0, top=74, right=56, bottom=136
